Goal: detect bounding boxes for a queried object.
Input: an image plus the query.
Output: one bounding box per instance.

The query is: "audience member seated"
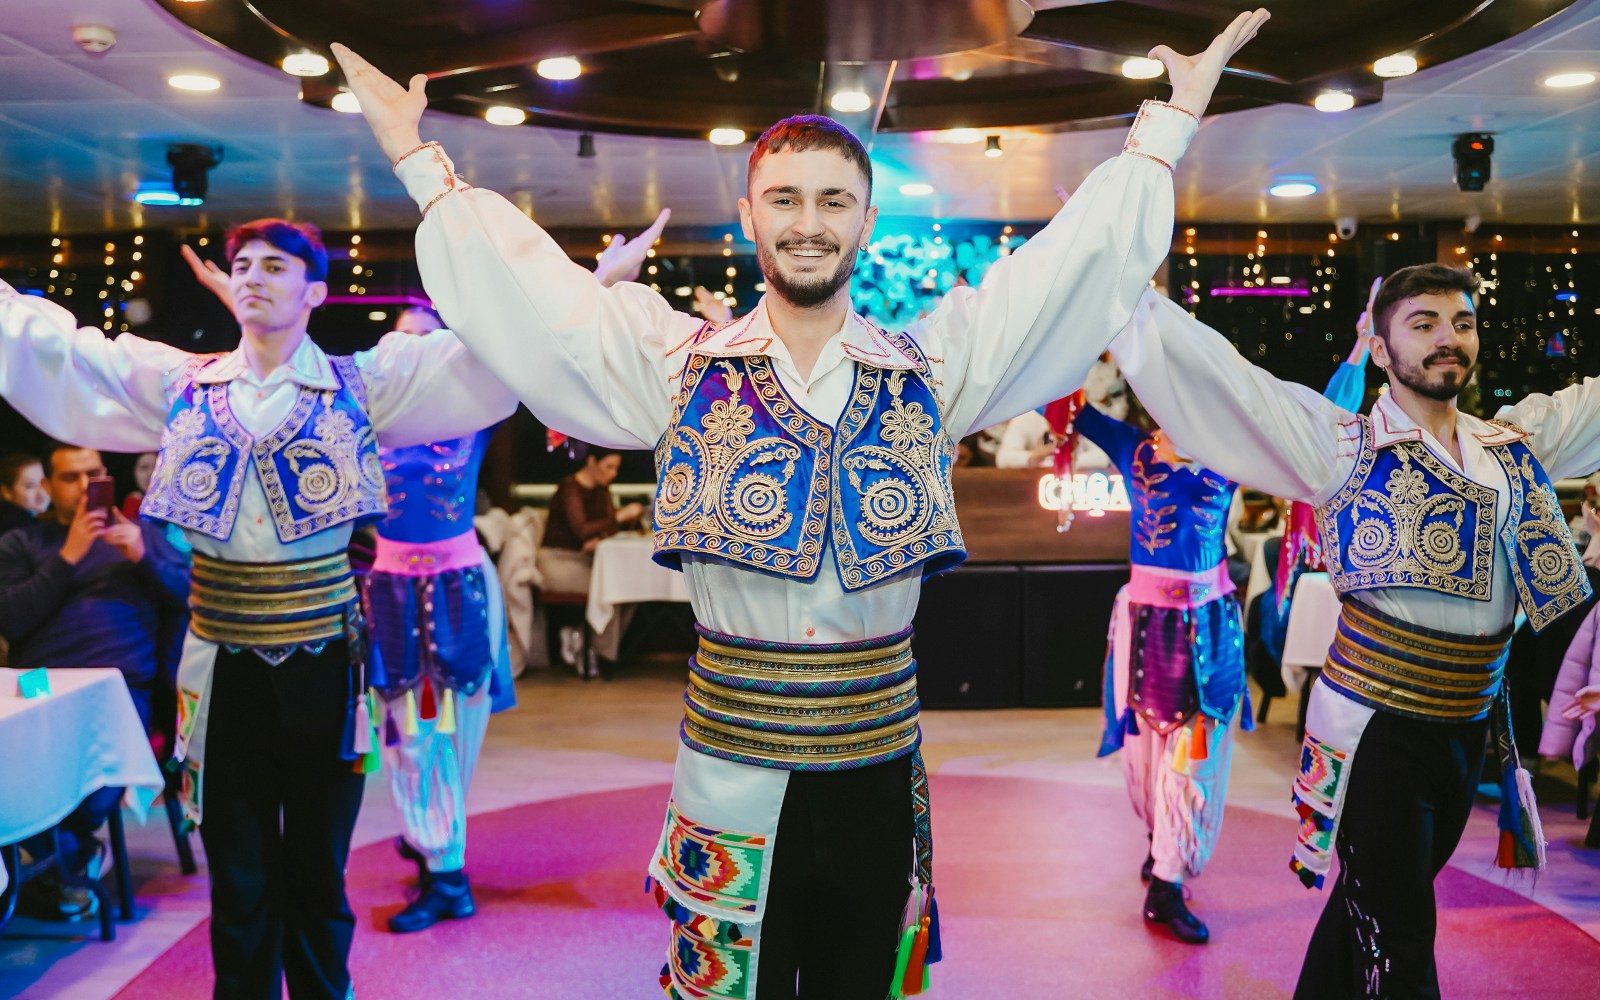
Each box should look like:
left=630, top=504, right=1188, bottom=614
left=537, top=447, right=644, bottom=672
left=0, top=450, right=48, bottom=536
left=995, top=410, right=1056, bottom=469
left=0, top=444, right=191, bottom=919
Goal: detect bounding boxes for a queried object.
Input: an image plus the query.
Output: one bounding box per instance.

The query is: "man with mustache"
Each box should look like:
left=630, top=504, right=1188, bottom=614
left=1108, top=262, right=1600, bottom=999
left=332, top=10, right=1268, bottom=997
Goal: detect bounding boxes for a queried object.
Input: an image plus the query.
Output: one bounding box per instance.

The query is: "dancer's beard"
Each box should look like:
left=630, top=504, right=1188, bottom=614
left=757, top=237, right=858, bottom=309
left=1389, top=346, right=1476, bottom=402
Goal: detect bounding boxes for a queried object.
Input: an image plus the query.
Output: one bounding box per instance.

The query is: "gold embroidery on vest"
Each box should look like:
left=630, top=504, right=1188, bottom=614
left=158, top=403, right=229, bottom=511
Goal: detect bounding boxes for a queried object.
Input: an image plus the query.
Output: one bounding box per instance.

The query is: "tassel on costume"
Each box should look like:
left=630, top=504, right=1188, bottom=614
left=891, top=884, right=939, bottom=997
left=438, top=687, right=457, bottom=735
left=1496, top=765, right=1546, bottom=870
left=1189, top=717, right=1210, bottom=762
left=353, top=691, right=373, bottom=754
left=403, top=688, right=420, bottom=737
left=419, top=677, right=438, bottom=721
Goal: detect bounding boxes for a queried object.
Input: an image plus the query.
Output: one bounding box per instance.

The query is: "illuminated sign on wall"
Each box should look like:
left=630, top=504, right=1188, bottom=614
left=1038, top=471, right=1132, bottom=516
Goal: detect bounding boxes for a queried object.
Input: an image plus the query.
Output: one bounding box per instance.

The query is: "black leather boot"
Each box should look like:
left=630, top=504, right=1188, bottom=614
left=1143, top=876, right=1209, bottom=944
left=1140, top=834, right=1154, bottom=883
left=387, top=869, right=475, bottom=933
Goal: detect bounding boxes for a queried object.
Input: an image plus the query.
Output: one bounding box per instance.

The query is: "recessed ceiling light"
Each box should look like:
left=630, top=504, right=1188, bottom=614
left=536, top=57, right=582, bottom=81
left=133, top=183, right=201, bottom=207
left=281, top=52, right=330, bottom=77
left=1372, top=53, right=1418, bottom=78
left=709, top=128, right=747, bottom=145
left=984, top=135, right=1002, bottom=158
left=484, top=105, right=526, bottom=126
left=1543, top=71, right=1597, bottom=88
left=899, top=182, right=934, bottom=197
left=1268, top=181, right=1319, bottom=198
left=830, top=90, right=872, bottom=113
left=167, top=73, right=221, bottom=92
left=936, top=128, right=982, bottom=144
left=330, top=90, right=361, bottom=114
left=368, top=310, right=388, bottom=321
left=1313, top=91, right=1355, bottom=113
left=1121, top=57, right=1164, bottom=80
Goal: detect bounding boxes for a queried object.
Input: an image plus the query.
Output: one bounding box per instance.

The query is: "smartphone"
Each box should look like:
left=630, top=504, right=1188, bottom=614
left=85, top=476, right=116, bottom=517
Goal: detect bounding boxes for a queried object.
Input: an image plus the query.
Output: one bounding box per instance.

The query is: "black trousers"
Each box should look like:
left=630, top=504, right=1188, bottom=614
left=1294, top=710, right=1487, bottom=1000
left=756, top=755, right=915, bottom=1000
left=198, top=642, right=366, bottom=1000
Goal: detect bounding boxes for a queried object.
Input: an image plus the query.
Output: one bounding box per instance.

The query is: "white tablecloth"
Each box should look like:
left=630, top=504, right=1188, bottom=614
left=587, top=534, right=692, bottom=634
left=0, top=668, right=164, bottom=896
left=1280, top=573, right=1342, bottom=694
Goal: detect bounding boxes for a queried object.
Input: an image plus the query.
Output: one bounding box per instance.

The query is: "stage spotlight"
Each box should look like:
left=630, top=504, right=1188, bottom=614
left=1452, top=133, right=1493, bottom=192
left=168, top=143, right=223, bottom=203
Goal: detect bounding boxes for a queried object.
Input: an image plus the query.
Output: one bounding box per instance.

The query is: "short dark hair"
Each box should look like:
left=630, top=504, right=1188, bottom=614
left=0, top=452, right=41, bottom=490
left=585, top=447, right=622, bottom=465
left=42, top=443, right=100, bottom=477
left=225, top=219, right=329, bottom=282
left=1372, top=264, right=1478, bottom=341
left=749, top=115, right=873, bottom=199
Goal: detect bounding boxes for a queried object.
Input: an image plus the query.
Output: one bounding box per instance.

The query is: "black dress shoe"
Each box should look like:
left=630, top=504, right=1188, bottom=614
left=1143, top=877, right=1209, bottom=944
left=387, top=870, right=475, bottom=933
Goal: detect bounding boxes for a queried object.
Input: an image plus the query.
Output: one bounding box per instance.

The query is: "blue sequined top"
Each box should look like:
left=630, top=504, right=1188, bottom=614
left=1074, top=404, right=1237, bottom=573
left=377, top=426, right=495, bottom=543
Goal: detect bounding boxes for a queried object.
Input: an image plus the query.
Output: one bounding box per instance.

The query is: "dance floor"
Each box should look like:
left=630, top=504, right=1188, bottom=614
left=110, top=776, right=1600, bottom=1000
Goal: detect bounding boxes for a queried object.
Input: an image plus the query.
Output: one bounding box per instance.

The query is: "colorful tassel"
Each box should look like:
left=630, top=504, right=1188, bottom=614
left=403, top=688, right=420, bottom=737
left=419, top=678, right=438, bottom=721
left=1189, top=717, right=1210, bottom=761
left=357, top=748, right=382, bottom=774
left=384, top=711, right=401, bottom=747
left=438, top=687, right=457, bottom=735
left=352, top=692, right=373, bottom=754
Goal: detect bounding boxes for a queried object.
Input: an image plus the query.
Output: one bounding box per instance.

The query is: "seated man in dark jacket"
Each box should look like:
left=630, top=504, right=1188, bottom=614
left=0, top=443, right=190, bottom=918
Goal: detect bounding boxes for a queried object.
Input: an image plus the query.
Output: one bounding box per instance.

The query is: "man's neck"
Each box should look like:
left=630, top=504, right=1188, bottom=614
left=765, top=292, right=851, bottom=383
left=239, top=326, right=309, bottom=380
left=574, top=468, right=597, bottom=489
left=1388, top=382, right=1463, bottom=463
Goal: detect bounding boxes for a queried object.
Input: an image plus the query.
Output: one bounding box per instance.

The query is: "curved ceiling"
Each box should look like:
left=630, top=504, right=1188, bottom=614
left=158, top=0, right=1582, bottom=142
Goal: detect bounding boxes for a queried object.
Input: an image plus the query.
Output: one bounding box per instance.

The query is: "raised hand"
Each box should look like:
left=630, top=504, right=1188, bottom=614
left=1350, top=276, right=1383, bottom=364
left=692, top=286, right=733, bottom=325
left=330, top=43, right=429, bottom=163
left=1561, top=684, right=1600, bottom=720
left=1149, top=8, right=1270, bottom=118
left=593, top=209, right=672, bottom=288
left=182, top=244, right=234, bottom=313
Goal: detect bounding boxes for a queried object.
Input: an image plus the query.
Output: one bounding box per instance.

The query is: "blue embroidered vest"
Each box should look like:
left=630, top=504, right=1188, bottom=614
left=1125, top=444, right=1237, bottom=574
left=1315, top=416, right=1590, bottom=633
left=652, top=328, right=965, bottom=589
left=141, top=354, right=386, bottom=542
left=378, top=427, right=492, bottom=544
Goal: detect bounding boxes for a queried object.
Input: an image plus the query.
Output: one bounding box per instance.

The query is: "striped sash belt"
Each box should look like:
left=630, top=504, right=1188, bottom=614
left=189, top=551, right=359, bottom=649
left=680, top=625, right=921, bottom=771
left=1320, top=599, right=1511, bottom=723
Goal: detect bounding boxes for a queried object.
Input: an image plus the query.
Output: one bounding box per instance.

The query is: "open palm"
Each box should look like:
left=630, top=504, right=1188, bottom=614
left=331, top=43, right=429, bottom=163
left=1150, top=8, right=1271, bottom=118
left=594, top=209, right=672, bottom=288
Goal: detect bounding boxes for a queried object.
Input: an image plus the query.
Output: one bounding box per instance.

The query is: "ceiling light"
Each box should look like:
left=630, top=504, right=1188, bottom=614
left=709, top=128, right=747, bottom=145
left=133, top=183, right=201, bottom=207
left=280, top=52, right=330, bottom=77
left=899, top=182, right=934, bottom=197
left=984, top=135, right=1002, bottom=158
left=536, top=57, right=582, bottom=81
left=1313, top=91, right=1355, bottom=113
left=167, top=73, right=220, bottom=92
left=330, top=91, right=361, bottom=114
left=368, top=311, right=388, bottom=321
left=484, top=105, right=526, bottom=126
left=1121, top=57, right=1164, bottom=80
left=830, top=89, right=872, bottom=113
left=1543, top=71, right=1596, bottom=88
left=1268, top=181, right=1318, bottom=198
left=936, top=128, right=982, bottom=144
left=1372, top=54, right=1418, bottom=78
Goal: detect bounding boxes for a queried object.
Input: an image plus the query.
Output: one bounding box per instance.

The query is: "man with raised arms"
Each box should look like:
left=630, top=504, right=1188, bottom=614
left=1110, top=264, right=1600, bottom=998
left=334, top=11, right=1268, bottom=997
